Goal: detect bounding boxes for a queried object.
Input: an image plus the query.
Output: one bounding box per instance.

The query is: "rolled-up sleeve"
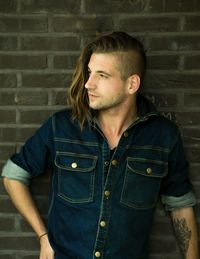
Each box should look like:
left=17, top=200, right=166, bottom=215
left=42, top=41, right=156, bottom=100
left=2, top=159, right=31, bottom=186
left=161, top=129, right=196, bottom=211
left=162, top=191, right=196, bottom=211
left=1, top=116, right=53, bottom=184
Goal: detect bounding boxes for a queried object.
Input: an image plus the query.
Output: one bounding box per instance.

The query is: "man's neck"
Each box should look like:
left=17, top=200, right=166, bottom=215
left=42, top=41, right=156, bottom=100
left=97, top=103, right=138, bottom=149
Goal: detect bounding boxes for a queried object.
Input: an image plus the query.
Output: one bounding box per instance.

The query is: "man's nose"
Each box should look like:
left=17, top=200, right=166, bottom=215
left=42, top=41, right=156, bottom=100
left=85, top=74, right=96, bottom=89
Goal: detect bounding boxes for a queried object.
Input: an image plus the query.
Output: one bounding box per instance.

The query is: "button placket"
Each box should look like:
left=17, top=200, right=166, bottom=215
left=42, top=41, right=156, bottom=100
left=93, top=142, right=119, bottom=258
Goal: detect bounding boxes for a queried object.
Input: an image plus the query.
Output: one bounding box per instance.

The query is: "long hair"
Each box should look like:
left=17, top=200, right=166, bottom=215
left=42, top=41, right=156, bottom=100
left=69, top=31, right=146, bottom=128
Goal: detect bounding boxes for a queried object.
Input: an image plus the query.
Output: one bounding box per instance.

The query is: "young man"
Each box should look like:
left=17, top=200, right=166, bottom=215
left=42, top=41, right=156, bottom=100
left=2, top=32, right=199, bottom=259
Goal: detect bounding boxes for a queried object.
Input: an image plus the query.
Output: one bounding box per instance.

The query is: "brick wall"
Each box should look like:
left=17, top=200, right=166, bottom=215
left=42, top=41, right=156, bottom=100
left=0, top=0, right=199, bottom=258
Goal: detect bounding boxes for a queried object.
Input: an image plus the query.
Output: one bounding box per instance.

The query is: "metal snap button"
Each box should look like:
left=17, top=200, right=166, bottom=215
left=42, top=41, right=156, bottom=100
left=111, top=159, right=117, bottom=166
left=71, top=162, right=78, bottom=169
left=100, top=221, right=106, bottom=227
left=123, top=132, right=129, bottom=137
left=146, top=167, right=152, bottom=174
left=95, top=251, right=101, bottom=257
left=104, top=190, right=111, bottom=197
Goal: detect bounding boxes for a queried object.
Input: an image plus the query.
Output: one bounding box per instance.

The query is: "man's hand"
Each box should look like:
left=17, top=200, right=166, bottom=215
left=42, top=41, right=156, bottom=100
left=40, top=234, right=55, bottom=259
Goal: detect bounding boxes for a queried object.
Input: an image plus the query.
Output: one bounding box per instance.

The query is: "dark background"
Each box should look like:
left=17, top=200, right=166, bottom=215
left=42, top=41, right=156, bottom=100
left=0, top=0, right=199, bottom=258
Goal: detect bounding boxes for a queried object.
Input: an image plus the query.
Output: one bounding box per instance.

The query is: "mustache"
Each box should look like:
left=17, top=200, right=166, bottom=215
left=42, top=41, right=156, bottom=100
left=87, top=91, right=100, bottom=97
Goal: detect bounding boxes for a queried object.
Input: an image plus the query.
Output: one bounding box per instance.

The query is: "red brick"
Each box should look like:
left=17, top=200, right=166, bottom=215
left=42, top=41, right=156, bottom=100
left=0, top=37, right=17, bottom=50
left=0, top=91, right=15, bottom=105
left=147, top=0, right=164, bottom=12
left=16, top=127, right=38, bottom=142
left=19, top=218, right=35, bottom=232
left=0, top=197, right=18, bottom=214
left=144, top=93, right=177, bottom=108
left=0, top=127, right=16, bottom=142
left=0, top=55, right=47, bottom=69
left=144, top=73, right=200, bottom=89
left=21, top=255, right=39, bottom=259
left=85, top=0, right=145, bottom=13
left=0, top=0, right=17, bottom=13
left=0, top=18, right=19, bottom=32
left=52, top=16, right=113, bottom=32
left=120, top=17, right=179, bottom=32
left=0, top=110, right=16, bottom=123
left=21, top=36, right=79, bottom=51
left=84, top=0, right=112, bottom=13
left=189, top=164, right=200, bottom=182
left=148, top=0, right=200, bottom=13
left=151, top=218, right=173, bottom=236
left=0, top=74, right=17, bottom=88
left=20, top=0, right=81, bottom=14
left=149, top=35, right=200, bottom=51
left=182, top=127, right=200, bottom=145
left=21, top=17, right=48, bottom=32
left=0, top=179, right=7, bottom=195
left=0, top=255, right=13, bottom=259
left=149, top=238, right=177, bottom=254
left=0, top=236, right=39, bottom=250
left=184, top=15, right=200, bottom=31
left=164, top=0, right=200, bottom=12
left=0, top=216, right=15, bottom=231
left=147, top=55, right=179, bottom=70
left=185, top=55, right=200, bottom=70
left=15, top=91, right=48, bottom=105
left=0, top=145, right=16, bottom=160
left=53, top=54, right=78, bottom=69
left=193, top=182, right=200, bottom=199
left=174, top=112, right=200, bottom=126
left=186, top=147, right=200, bottom=163
left=22, top=73, right=71, bottom=88
left=19, top=110, right=54, bottom=124
left=184, top=92, right=200, bottom=107
left=51, top=90, right=68, bottom=105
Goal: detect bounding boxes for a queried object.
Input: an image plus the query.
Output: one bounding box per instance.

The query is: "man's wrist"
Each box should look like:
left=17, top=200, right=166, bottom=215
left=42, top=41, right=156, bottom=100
left=38, top=232, right=48, bottom=241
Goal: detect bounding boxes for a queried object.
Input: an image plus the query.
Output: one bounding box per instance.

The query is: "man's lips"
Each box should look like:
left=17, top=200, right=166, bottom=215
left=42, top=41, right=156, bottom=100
left=88, top=92, right=99, bottom=98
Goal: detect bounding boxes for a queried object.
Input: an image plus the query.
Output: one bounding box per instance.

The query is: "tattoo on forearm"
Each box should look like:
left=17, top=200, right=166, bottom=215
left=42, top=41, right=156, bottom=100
left=173, top=218, right=192, bottom=257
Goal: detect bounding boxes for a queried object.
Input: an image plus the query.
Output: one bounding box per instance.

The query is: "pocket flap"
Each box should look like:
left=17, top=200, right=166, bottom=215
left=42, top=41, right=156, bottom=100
left=127, top=157, right=167, bottom=178
left=55, top=152, right=97, bottom=172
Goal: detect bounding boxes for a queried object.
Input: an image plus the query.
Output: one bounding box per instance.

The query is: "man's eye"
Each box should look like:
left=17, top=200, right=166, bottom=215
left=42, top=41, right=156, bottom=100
left=99, top=74, right=108, bottom=78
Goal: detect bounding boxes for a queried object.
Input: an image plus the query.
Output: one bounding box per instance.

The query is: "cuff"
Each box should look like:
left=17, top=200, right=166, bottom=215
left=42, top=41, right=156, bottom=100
left=161, top=191, right=196, bottom=211
left=1, top=159, right=31, bottom=186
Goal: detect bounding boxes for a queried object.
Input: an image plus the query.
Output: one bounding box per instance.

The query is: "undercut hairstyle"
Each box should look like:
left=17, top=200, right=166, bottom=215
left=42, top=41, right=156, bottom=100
left=69, top=31, right=146, bottom=128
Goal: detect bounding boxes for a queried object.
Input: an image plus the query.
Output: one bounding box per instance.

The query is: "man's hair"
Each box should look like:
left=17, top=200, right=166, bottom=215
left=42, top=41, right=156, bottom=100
left=69, top=31, right=146, bottom=128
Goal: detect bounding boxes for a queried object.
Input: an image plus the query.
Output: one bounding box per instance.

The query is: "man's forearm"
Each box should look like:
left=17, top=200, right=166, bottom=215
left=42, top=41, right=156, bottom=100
left=171, top=207, right=199, bottom=259
left=3, top=177, right=47, bottom=238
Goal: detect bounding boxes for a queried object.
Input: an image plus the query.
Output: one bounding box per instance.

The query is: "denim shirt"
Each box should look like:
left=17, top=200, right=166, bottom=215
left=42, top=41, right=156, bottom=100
left=2, top=95, right=195, bottom=259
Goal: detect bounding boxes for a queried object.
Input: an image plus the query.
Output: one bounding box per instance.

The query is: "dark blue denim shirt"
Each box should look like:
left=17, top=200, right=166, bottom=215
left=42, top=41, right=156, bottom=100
left=4, top=95, right=194, bottom=259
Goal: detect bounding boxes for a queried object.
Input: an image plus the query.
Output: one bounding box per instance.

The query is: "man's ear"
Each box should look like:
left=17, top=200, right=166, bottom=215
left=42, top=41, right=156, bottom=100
left=127, top=74, right=140, bottom=94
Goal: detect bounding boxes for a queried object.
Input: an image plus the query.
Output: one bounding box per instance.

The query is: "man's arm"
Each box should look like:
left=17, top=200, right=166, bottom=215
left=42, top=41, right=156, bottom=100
left=171, top=206, right=199, bottom=259
left=3, top=177, right=54, bottom=259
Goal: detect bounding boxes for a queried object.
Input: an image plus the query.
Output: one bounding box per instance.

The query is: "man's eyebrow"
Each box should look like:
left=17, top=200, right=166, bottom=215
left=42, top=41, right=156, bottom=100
left=87, top=66, right=112, bottom=76
left=89, top=69, right=111, bottom=76
left=96, top=70, right=112, bottom=76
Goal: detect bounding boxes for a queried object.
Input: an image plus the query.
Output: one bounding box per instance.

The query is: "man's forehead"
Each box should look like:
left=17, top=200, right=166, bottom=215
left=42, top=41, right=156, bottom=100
left=88, top=52, right=122, bottom=69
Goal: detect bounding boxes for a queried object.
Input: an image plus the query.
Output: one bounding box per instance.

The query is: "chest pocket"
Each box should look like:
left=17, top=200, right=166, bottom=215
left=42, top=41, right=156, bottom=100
left=55, top=152, right=97, bottom=203
left=120, top=157, right=167, bottom=209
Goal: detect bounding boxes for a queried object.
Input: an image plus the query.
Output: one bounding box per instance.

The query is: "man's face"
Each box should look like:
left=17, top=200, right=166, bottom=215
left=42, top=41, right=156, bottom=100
left=85, top=53, right=130, bottom=111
